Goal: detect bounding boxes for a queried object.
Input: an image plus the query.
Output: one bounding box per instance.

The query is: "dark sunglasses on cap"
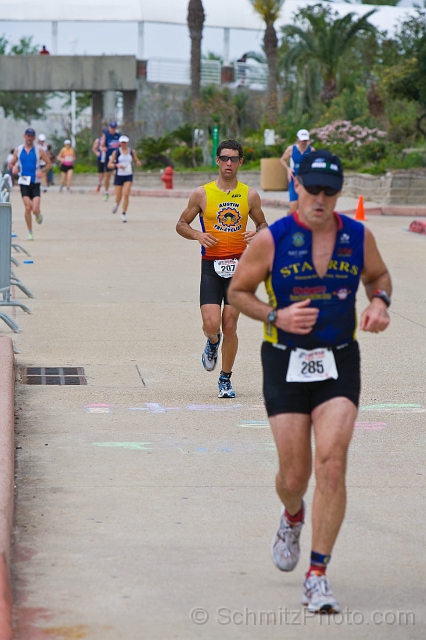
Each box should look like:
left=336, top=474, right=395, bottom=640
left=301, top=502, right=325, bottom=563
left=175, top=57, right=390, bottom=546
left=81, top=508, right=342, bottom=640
left=218, top=155, right=241, bottom=163
left=303, top=184, right=340, bottom=197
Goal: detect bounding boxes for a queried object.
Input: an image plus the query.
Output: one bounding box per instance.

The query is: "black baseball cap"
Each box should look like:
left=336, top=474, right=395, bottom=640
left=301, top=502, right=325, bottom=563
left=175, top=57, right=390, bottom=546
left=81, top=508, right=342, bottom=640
left=298, top=150, right=343, bottom=190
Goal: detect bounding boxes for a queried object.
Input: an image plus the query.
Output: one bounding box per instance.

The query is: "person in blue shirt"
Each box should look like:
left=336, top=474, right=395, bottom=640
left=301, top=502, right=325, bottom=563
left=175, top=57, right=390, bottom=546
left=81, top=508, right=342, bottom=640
left=228, top=150, right=391, bottom=615
left=100, top=121, right=120, bottom=201
left=280, top=129, right=315, bottom=213
left=10, top=128, right=52, bottom=240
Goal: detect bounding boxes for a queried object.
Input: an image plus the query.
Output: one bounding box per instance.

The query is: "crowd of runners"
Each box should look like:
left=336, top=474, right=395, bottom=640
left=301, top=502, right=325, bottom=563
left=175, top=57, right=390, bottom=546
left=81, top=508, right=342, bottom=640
left=7, top=125, right=393, bottom=615
left=7, top=120, right=140, bottom=236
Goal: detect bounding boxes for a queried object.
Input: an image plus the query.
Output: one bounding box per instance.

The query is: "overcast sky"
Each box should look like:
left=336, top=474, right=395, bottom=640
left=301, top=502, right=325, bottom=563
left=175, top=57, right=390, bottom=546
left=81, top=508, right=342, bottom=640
left=1, top=21, right=264, bottom=61
left=0, top=0, right=419, bottom=61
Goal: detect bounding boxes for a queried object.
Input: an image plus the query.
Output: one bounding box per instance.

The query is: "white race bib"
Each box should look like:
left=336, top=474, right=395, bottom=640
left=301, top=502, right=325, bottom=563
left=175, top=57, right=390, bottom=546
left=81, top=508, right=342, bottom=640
left=286, top=347, right=338, bottom=382
left=18, top=175, right=31, bottom=185
left=214, top=259, right=238, bottom=279
left=64, top=155, right=74, bottom=163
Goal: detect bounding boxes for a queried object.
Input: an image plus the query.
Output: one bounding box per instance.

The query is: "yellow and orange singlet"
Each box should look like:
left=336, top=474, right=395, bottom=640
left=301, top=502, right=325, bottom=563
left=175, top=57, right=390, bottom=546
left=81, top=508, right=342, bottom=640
left=200, top=181, right=250, bottom=259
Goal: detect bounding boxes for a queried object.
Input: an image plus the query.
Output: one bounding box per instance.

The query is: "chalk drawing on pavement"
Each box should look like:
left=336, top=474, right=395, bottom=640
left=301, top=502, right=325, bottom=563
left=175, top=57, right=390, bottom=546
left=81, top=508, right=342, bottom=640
left=84, top=404, right=113, bottom=414
left=360, top=403, right=425, bottom=413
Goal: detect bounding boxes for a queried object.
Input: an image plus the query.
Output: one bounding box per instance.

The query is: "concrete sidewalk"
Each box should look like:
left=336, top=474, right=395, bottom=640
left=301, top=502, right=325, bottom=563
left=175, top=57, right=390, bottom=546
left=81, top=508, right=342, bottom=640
left=6, top=190, right=426, bottom=639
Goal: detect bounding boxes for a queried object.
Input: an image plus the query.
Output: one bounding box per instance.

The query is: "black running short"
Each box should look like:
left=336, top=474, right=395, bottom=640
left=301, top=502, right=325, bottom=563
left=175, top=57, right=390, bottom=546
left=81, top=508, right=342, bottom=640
left=114, top=174, right=133, bottom=186
left=200, top=259, right=233, bottom=307
left=97, top=159, right=105, bottom=173
left=60, top=164, right=73, bottom=173
left=261, top=340, right=361, bottom=416
left=20, top=183, right=40, bottom=199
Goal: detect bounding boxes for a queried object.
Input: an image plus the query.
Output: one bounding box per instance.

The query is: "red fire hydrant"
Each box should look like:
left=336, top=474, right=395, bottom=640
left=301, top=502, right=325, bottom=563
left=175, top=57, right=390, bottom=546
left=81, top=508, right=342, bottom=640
left=161, top=166, right=174, bottom=190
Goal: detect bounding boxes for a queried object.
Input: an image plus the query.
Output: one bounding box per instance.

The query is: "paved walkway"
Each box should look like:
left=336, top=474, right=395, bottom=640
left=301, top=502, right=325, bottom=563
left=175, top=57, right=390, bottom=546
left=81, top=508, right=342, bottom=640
left=6, top=189, right=425, bottom=639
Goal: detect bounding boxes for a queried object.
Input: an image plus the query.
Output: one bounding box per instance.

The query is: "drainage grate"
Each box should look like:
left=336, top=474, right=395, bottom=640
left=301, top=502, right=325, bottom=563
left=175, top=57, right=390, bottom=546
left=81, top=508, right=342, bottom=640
left=21, top=367, right=87, bottom=386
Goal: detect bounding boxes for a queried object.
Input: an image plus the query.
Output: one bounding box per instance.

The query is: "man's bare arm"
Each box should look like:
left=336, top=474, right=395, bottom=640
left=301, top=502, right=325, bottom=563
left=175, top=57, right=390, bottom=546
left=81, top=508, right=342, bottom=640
left=176, top=188, right=218, bottom=248
left=39, top=149, right=52, bottom=173
left=243, top=189, right=268, bottom=244
left=359, top=227, right=391, bottom=333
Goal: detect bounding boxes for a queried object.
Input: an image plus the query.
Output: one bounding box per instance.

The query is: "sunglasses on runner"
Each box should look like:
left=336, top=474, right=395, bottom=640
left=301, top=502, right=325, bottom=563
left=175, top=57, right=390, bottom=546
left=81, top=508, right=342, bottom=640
left=218, top=155, right=241, bottom=163
left=303, top=184, right=340, bottom=197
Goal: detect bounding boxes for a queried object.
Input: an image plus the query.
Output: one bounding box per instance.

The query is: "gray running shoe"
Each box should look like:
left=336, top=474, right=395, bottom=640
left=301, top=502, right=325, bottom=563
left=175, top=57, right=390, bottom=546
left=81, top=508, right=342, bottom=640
left=35, top=213, right=43, bottom=224
left=302, top=572, right=340, bottom=614
left=202, top=333, right=221, bottom=371
left=271, top=502, right=304, bottom=572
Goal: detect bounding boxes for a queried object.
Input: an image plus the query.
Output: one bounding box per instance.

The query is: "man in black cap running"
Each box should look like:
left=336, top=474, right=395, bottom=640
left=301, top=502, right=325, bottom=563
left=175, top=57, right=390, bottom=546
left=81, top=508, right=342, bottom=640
left=229, top=150, right=391, bottom=613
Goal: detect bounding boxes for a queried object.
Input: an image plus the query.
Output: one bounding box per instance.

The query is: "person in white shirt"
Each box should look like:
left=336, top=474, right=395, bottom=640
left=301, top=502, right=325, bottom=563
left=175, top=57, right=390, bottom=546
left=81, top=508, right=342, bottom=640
left=107, top=135, right=141, bottom=222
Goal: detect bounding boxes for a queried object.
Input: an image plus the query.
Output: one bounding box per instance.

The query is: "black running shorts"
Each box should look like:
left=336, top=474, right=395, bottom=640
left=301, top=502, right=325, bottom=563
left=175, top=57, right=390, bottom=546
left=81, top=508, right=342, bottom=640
left=261, top=340, right=361, bottom=416
left=97, top=159, right=105, bottom=173
left=60, top=164, right=73, bottom=173
left=114, top=174, right=133, bottom=186
left=20, top=183, right=40, bottom=199
left=200, top=259, right=232, bottom=307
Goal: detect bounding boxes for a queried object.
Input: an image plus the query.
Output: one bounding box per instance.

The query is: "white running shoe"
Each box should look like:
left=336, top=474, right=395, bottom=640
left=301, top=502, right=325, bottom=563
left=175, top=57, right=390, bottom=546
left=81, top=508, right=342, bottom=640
left=27, top=231, right=34, bottom=241
left=112, top=203, right=118, bottom=214
left=35, top=213, right=43, bottom=224
left=121, top=213, right=127, bottom=222
left=202, top=334, right=221, bottom=371
left=302, top=572, right=340, bottom=614
left=271, top=502, right=304, bottom=572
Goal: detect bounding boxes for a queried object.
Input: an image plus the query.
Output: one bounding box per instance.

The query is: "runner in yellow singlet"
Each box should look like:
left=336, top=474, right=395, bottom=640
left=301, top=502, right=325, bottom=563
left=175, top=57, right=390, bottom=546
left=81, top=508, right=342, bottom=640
left=176, top=139, right=268, bottom=398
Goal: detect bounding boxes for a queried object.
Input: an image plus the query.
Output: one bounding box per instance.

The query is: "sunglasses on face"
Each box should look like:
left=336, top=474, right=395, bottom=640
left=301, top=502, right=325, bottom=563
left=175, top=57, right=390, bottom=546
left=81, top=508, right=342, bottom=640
left=218, top=155, right=241, bottom=163
left=303, top=184, right=340, bottom=197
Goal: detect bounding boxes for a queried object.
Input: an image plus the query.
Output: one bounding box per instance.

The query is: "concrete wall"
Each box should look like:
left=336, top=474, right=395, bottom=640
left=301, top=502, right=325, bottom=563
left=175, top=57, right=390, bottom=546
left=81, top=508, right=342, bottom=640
left=70, top=171, right=261, bottom=189
left=342, top=170, right=426, bottom=205
left=0, top=56, right=137, bottom=91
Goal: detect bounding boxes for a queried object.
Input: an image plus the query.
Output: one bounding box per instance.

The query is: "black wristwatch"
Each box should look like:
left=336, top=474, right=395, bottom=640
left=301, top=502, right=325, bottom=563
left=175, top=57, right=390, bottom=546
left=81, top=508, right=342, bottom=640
left=267, top=309, right=278, bottom=325
left=372, top=289, right=391, bottom=308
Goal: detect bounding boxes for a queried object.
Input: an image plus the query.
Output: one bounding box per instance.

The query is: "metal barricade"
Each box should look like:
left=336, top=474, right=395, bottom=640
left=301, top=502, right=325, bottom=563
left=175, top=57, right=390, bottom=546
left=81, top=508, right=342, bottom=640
left=0, top=174, right=33, bottom=333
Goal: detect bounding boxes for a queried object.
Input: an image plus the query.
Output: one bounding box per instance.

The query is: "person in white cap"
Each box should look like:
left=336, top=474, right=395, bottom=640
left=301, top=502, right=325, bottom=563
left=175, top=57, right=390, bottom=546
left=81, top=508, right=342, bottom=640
left=107, top=135, right=141, bottom=222
left=38, top=133, right=48, bottom=192
left=57, top=139, right=76, bottom=193
left=280, top=130, right=315, bottom=213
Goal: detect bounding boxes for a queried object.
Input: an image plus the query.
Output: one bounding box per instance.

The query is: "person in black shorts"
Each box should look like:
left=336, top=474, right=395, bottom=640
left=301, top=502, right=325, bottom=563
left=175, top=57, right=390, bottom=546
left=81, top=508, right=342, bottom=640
left=10, top=128, right=52, bottom=240
left=229, top=150, right=391, bottom=613
left=176, top=139, right=267, bottom=398
left=107, top=135, right=141, bottom=222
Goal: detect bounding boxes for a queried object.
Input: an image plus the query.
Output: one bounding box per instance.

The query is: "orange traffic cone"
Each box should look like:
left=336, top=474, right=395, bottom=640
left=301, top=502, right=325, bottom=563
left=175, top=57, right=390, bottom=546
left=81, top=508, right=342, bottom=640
left=355, top=195, right=367, bottom=221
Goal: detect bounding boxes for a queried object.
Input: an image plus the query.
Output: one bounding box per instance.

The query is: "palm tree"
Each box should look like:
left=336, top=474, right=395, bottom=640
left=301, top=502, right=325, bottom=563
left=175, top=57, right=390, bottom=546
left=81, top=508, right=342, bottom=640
left=248, top=0, right=285, bottom=124
left=282, top=6, right=377, bottom=102
left=187, top=0, right=205, bottom=100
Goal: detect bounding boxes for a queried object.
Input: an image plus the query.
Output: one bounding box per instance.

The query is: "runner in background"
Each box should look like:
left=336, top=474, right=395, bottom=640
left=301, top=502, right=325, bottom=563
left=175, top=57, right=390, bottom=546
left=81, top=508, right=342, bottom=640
left=176, top=139, right=268, bottom=399
left=57, top=140, right=76, bottom=193
left=46, top=145, right=56, bottom=186
left=38, top=134, right=48, bottom=192
left=92, top=133, right=107, bottom=193
left=280, top=130, right=314, bottom=213
left=107, top=135, right=141, bottom=222
left=10, top=127, right=52, bottom=240
left=101, top=121, right=120, bottom=201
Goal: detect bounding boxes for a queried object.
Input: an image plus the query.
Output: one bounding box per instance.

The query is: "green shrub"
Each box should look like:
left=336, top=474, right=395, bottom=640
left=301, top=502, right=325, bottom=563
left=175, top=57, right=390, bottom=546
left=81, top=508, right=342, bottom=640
left=170, top=146, right=202, bottom=168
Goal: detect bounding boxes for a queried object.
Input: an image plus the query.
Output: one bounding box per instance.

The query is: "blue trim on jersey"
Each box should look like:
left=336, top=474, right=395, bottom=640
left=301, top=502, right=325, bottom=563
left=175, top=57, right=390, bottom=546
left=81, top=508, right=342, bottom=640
left=19, top=146, right=38, bottom=183
left=288, top=180, right=297, bottom=202
left=200, top=215, right=206, bottom=256
left=267, top=213, right=364, bottom=348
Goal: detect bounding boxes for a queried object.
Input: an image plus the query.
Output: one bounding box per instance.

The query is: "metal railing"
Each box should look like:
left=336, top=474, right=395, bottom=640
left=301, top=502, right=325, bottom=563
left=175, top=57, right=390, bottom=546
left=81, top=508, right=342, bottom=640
left=0, top=173, right=33, bottom=333
left=233, top=62, right=268, bottom=90
left=147, top=58, right=221, bottom=86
